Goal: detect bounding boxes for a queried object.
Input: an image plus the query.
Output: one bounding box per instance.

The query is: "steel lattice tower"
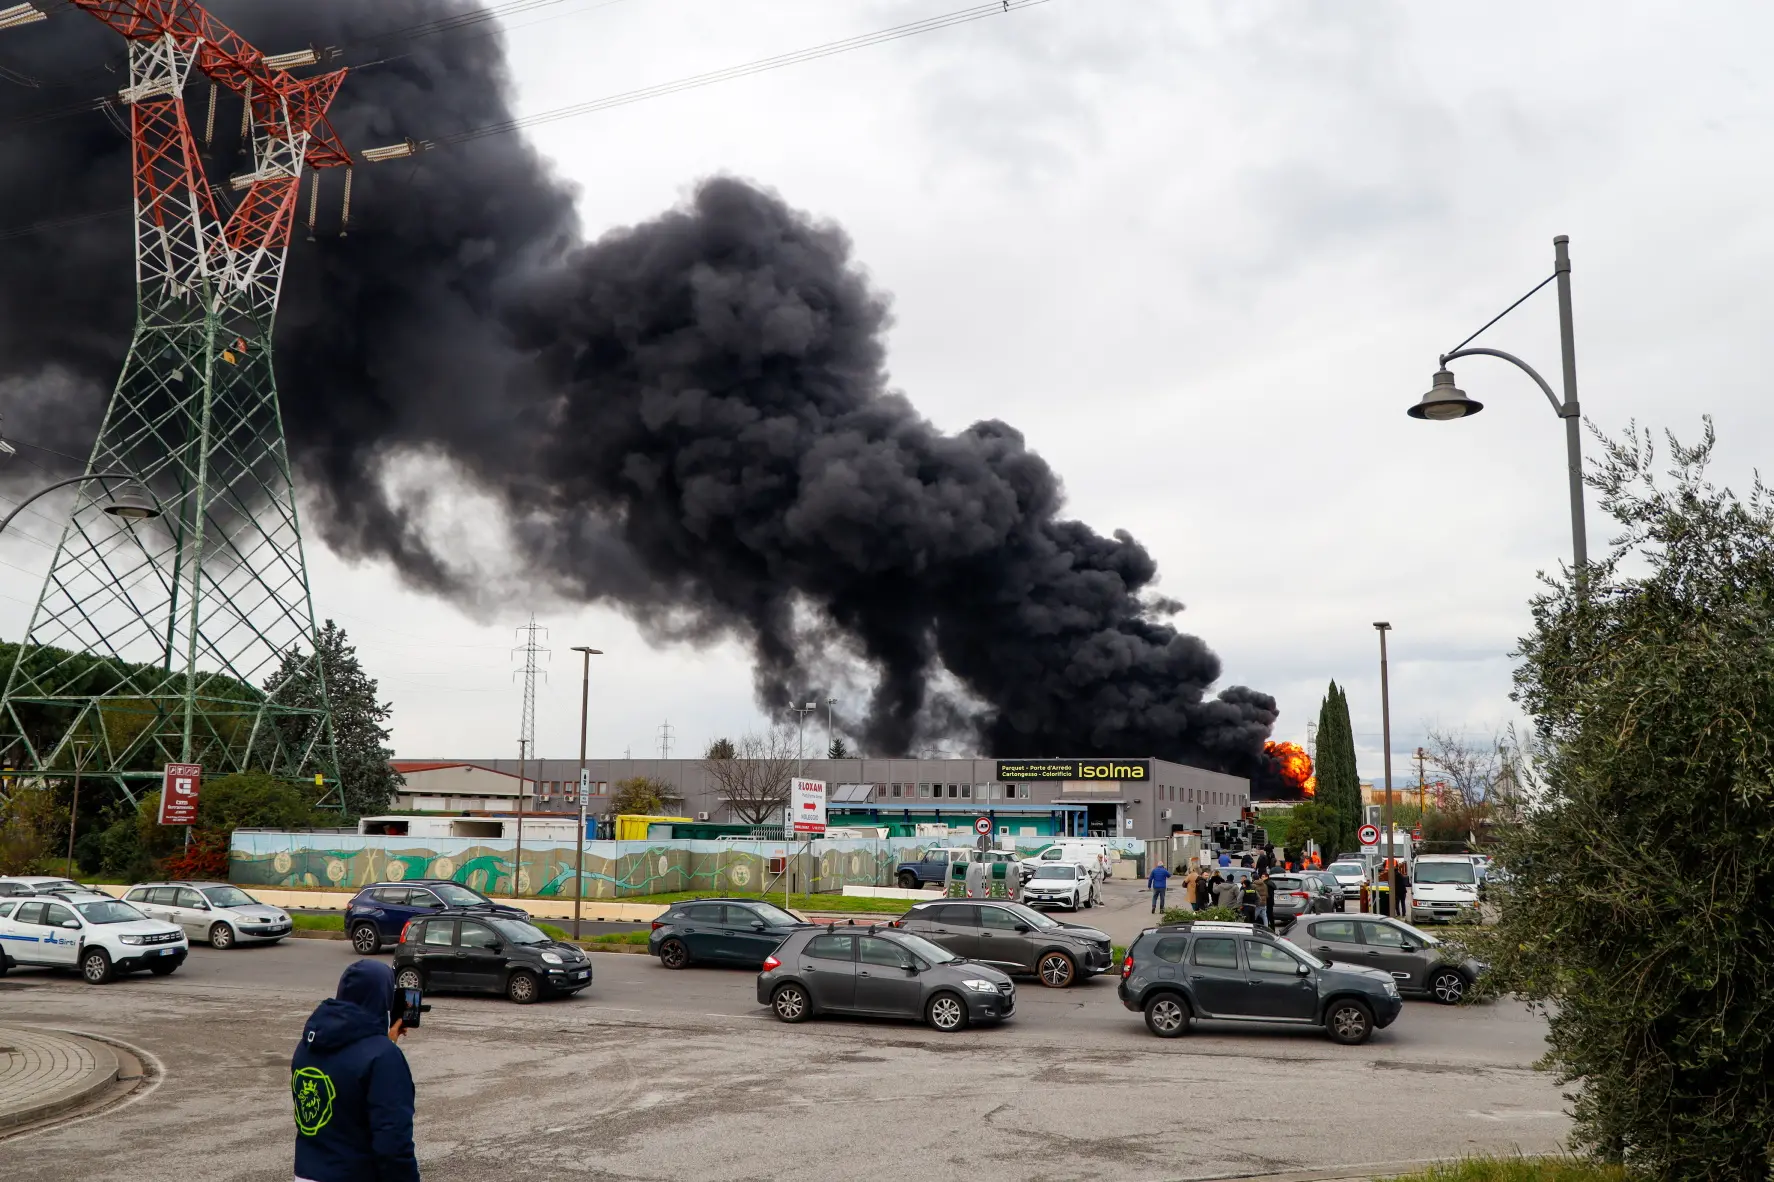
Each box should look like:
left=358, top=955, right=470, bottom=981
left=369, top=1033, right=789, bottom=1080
left=0, top=2, right=351, bottom=804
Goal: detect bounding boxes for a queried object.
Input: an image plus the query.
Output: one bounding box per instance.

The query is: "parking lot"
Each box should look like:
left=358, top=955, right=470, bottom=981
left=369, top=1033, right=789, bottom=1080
left=0, top=881, right=1568, bottom=1181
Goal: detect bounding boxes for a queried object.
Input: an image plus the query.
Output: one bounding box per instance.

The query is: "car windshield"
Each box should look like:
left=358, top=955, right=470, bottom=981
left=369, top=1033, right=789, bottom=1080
left=202, top=886, right=258, bottom=908
left=1413, top=861, right=1476, bottom=885
left=894, top=933, right=957, bottom=965
left=431, top=883, right=491, bottom=906
left=746, top=902, right=800, bottom=927
left=75, top=900, right=146, bottom=925
left=1032, top=865, right=1077, bottom=880
left=1001, top=903, right=1060, bottom=929
left=1328, top=862, right=1363, bottom=876
left=487, top=917, right=551, bottom=945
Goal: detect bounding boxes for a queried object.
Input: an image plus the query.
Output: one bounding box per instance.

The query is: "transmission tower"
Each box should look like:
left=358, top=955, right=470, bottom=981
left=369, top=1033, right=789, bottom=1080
left=512, top=616, right=548, bottom=765
left=657, top=719, right=673, bottom=760
left=0, top=3, right=356, bottom=805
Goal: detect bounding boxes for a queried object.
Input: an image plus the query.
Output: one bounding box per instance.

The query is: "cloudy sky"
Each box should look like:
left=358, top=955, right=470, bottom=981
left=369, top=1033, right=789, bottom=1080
left=2, top=0, right=1766, bottom=784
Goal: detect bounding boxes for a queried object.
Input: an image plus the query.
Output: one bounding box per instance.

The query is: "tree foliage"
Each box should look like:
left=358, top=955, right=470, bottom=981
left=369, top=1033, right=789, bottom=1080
left=1314, top=682, right=1361, bottom=855
left=0, top=786, right=66, bottom=874
left=261, top=620, right=401, bottom=817
left=1488, top=421, right=1774, bottom=1178
left=827, top=736, right=851, bottom=759
left=610, top=776, right=678, bottom=817
left=700, top=729, right=798, bottom=825
left=1283, top=800, right=1336, bottom=855
left=704, top=737, right=736, bottom=760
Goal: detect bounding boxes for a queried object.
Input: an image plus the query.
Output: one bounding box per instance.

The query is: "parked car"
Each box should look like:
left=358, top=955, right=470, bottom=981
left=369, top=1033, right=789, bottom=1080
left=0, top=875, right=83, bottom=898
left=346, top=879, right=529, bottom=953
left=758, top=925, right=1015, bottom=1031
left=648, top=898, right=812, bottom=969
left=0, top=894, right=187, bottom=983
left=1117, top=920, right=1401, bottom=1044
left=123, top=881, right=291, bottom=948
left=1285, top=913, right=1486, bottom=1004
left=893, top=899, right=1112, bottom=987
left=1407, top=855, right=1483, bottom=924
left=1304, top=870, right=1349, bottom=911
left=393, top=909, right=591, bottom=1004
left=1018, top=862, right=1097, bottom=911
left=1266, top=873, right=1338, bottom=920
left=1017, top=844, right=1105, bottom=883
left=1324, top=860, right=1365, bottom=901
left=894, top=848, right=1025, bottom=891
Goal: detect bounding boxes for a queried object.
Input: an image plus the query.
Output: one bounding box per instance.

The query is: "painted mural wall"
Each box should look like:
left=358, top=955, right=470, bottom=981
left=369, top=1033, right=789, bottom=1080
left=229, top=831, right=1144, bottom=898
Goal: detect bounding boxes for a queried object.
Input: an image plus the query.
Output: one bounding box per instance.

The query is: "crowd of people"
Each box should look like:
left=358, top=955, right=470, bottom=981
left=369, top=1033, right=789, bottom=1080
left=1147, top=843, right=1329, bottom=930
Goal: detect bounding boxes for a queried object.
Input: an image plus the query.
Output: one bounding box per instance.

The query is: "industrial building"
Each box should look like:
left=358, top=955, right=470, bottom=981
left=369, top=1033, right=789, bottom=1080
left=389, top=756, right=1250, bottom=841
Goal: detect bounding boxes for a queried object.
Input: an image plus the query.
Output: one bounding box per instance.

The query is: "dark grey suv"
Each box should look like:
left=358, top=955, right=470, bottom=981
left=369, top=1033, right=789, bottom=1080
left=1285, top=914, right=1485, bottom=1004
left=1118, top=920, right=1403, bottom=1044
left=758, top=926, right=1015, bottom=1031
left=893, top=899, right=1112, bottom=987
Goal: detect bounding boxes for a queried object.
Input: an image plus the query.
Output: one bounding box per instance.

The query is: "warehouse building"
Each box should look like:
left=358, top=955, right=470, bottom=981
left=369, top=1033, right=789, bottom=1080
left=389, top=755, right=1250, bottom=842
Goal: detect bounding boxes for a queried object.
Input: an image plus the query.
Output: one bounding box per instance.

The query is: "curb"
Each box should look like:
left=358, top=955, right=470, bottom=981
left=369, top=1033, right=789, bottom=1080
left=0, top=1029, right=121, bottom=1132
left=286, top=929, right=652, bottom=955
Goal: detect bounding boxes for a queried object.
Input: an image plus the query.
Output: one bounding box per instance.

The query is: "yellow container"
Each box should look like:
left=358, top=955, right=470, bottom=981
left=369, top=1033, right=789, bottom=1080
left=615, top=814, right=693, bottom=841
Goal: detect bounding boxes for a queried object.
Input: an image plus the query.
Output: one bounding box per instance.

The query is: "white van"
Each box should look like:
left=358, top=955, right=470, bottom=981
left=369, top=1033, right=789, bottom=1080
left=1053, top=839, right=1113, bottom=880
left=1408, top=854, right=1483, bottom=924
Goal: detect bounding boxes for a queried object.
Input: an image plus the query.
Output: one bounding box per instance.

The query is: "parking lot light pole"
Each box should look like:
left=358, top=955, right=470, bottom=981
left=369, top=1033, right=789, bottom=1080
left=570, top=646, right=603, bottom=940
left=1374, top=623, right=1396, bottom=916
left=790, top=701, right=817, bottom=909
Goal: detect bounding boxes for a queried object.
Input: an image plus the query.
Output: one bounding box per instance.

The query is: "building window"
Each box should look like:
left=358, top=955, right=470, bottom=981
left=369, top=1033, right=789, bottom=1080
left=918, top=783, right=931, bottom=799
left=946, top=785, right=958, bottom=799
left=960, top=785, right=971, bottom=799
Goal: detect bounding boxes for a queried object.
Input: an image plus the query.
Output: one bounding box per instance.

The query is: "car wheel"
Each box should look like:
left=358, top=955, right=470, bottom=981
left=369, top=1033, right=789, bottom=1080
left=1144, top=993, right=1190, bottom=1038
left=1326, top=999, right=1374, bottom=1045
left=506, top=970, right=540, bottom=1004
left=148, top=961, right=179, bottom=976
left=81, top=948, right=114, bottom=984
left=925, top=991, right=967, bottom=1032
left=1430, top=969, right=1468, bottom=1005
left=395, top=967, right=424, bottom=991
left=350, top=923, right=381, bottom=955
left=771, top=983, right=811, bottom=1023
left=1037, top=951, right=1076, bottom=988
left=1082, top=893, right=1093, bottom=909
left=897, top=871, right=919, bottom=890
left=209, top=922, right=235, bottom=949
left=658, top=938, right=690, bottom=970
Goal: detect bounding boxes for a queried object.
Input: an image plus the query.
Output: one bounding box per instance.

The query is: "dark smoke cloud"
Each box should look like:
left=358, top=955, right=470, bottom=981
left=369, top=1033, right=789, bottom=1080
left=0, top=1, right=1277, bottom=773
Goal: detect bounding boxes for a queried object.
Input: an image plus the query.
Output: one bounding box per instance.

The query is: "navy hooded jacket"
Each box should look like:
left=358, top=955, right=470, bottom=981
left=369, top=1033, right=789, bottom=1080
left=291, top=960, right=420, bottom=1182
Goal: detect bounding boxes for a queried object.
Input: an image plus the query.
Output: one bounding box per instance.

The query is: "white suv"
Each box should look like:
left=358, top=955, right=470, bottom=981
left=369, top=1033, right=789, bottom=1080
left=1019, top=862, right=1097, bottom=910
left=0, top=894, right=187, bottom=983
left=124, top=881, right=292, bottom=948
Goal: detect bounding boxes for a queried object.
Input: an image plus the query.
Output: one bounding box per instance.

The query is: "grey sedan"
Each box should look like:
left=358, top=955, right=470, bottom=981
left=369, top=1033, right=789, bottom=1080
left=758, top=926, right=1016, bottom=1031
left=1285, top=913, right=1485, bottom=1004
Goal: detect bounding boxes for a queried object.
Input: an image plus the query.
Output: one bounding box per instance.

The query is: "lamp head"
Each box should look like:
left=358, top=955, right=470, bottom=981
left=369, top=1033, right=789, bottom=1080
left=571, top=646, right=603, bottom=655
left=102, top=488, right=160, bottom=522
left=1373, top=621, right=1391, bottom=631
left=1408, top=368, right=1483, bottom=421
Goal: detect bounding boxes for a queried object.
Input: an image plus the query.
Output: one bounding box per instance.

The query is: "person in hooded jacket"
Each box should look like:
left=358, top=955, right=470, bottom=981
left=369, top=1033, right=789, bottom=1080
left=292, top=960, right=421, bottom=1182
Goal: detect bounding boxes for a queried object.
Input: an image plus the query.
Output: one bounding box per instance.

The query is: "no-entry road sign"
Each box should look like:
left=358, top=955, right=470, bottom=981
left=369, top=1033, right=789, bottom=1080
left=973, top=816, right=992, bottom=836
left=1357, top=823, right=1381, bottom=847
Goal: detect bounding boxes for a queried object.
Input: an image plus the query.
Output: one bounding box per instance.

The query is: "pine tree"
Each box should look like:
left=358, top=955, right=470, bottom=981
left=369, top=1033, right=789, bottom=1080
left=827, top=737, right=850, bottom=759
left=260, top=620, right=401, bottom=817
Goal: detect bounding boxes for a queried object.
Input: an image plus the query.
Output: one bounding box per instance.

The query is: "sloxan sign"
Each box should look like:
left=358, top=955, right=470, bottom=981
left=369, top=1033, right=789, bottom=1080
left=994, top=759, right=1151, bottom=782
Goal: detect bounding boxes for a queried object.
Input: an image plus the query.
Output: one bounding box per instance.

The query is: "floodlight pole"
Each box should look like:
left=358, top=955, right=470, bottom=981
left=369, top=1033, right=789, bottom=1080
left=1375, top=623, right=1396, bottom=916
left=570, top=646, right=602, bottom=939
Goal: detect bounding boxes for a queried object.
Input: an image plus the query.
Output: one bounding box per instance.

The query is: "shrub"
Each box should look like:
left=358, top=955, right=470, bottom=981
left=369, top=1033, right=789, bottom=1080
left=1161, top=906, right=1242, bottom=924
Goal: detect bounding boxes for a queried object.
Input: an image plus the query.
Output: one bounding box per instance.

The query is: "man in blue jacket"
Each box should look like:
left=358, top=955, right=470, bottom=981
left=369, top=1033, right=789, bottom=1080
left=292, top=960, right=421, bottom=1182
left=1147, top=861, right=1170, bottom=914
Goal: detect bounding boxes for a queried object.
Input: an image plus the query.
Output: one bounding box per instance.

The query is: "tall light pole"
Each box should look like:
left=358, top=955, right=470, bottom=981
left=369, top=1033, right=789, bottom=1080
left=1374, top=622, right=1396, bottom=916
left=569, top=646, right=603, bottom=939
left=1409, top=234, right=1587, bottom=589
left=825, top=696, right=836, bottom=758
left=789, top=700, right=818, bottom=909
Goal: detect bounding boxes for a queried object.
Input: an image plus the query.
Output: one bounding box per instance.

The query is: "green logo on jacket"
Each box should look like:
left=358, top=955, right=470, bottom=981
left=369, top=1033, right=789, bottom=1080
left=292, top=1066, right=337, bottom=1136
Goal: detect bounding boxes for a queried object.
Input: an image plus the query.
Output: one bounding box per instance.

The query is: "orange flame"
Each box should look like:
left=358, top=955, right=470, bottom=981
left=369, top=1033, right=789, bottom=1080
left=1264, top=740, right=1316, bottom=798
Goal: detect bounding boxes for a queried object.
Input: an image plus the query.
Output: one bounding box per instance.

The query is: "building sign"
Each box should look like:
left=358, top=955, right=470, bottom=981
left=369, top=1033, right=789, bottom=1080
left=789, top=777, right=826, bottom=835
left=995, top=759, right=1150, bottom=782
left=158, top=763, right=202, bottom=825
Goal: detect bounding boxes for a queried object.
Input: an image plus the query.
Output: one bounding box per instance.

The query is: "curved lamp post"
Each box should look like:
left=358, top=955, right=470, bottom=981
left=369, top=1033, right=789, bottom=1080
left=1409, top=235, right=1586, bottom=585
left=0, top=471, right=162, bottom=538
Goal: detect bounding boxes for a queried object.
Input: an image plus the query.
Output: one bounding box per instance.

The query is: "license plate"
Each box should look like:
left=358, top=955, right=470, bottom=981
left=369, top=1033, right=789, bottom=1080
left=153, top=947, right=172, bottom=956
left=574, top=970, right=589, bottom=980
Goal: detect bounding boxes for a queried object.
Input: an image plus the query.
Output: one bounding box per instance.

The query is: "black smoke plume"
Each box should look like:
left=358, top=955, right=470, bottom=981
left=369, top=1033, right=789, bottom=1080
left=0, top=1, right=1278, bottom=772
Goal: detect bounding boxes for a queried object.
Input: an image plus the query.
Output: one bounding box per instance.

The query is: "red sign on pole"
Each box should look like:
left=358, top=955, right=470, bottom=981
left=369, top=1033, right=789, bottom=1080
left=158, top=763, right=202, bottom=825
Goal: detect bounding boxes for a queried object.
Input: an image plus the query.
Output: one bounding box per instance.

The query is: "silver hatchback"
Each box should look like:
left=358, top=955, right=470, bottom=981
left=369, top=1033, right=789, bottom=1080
left=123, top=882, right=291, bottom=949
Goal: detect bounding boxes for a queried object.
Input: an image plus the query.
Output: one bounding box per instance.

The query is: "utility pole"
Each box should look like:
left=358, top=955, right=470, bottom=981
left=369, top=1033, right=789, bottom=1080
left=64, top=739, right=92, bottom=878
left=570, top=646, right=603, bottom=939
left=657, top=720, right=674, bottom=761
left=1374, top=623, right=1396, bottom=916
left=1415, top=747, right=1428, bottom=826
left=825, top=697, right=836, bottom=759
left=512, top=616, right=548, bottom=898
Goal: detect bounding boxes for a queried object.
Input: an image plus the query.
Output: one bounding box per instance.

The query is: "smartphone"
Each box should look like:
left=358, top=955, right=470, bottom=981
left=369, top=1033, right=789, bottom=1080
left=400, top=987, right=430, bottom=1029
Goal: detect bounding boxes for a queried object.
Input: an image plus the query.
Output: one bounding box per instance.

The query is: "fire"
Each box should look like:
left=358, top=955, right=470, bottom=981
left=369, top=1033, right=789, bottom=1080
left=1265, top=740, right=1316, bottom=798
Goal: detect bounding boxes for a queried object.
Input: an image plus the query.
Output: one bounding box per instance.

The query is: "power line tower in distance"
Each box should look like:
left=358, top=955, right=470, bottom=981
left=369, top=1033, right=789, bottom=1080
left=657, top=720, right=673, bottom=761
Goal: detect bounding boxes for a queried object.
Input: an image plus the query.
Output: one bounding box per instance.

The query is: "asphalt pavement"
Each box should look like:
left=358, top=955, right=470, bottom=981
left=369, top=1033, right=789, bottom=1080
left=0, top=880, right=1569, bottom=1181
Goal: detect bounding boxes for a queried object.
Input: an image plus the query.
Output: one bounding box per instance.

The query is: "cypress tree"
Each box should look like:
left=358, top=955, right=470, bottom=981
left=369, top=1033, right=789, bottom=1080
left=1314, top=681, right=1361, bottom=855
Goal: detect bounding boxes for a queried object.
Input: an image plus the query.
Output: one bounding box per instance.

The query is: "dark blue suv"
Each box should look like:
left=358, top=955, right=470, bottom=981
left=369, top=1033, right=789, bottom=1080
left=346, top=879, right=528, bottom=953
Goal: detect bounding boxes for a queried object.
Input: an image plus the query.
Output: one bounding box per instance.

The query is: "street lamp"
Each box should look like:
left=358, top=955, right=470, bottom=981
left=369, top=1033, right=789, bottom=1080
left=0, top=471, right=162, bottom=538
left=569, top=645, right=603, bottom=940
left=1374, top=622, right=1396, bottom=917
left=1408, top=234, right=1587, bottom=585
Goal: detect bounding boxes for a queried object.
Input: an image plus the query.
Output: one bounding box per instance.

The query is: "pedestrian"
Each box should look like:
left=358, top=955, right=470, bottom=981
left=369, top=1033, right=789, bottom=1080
left=1195, top=868, right=1214, bottom=911
left=1147, top=860, right=1171, bottom=914
left=292, top=960, right=421, bottom=1182
left=1239, top=876, right=1259, bottom=924
left=1217, top=849, right=1231, bottom=867
left=1254, top=871, right=1273, bottom=930
left=1309, top=850, right=1322, bottom=870
left=1214, top=872, right=1239, bottom=912
left=1239, top=853, right=1254, bottom=868
left=1393, top=860, right=1412, bottom=920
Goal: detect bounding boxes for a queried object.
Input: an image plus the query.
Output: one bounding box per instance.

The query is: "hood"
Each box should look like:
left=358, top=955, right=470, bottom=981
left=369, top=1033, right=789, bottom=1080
left=945, top=962, right=1012, bottom=985
left=112, top=919, right=184, bottom=938
left=1323, top=961, right=1394, bottom=987
left=1052, top=923, right=1109, bottom=944
left=228, top=905, right=287, bottom=920
left=303, top=960, right=397, bottom=1052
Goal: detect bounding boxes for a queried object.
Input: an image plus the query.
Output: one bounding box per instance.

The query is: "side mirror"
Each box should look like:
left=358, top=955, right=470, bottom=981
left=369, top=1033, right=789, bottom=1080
left=488, top=942, right=504, bottom=954
left=62, top=919, right=80, bottom=929
left=1296, top=962, right=1311, bottom=976
left=903, top=961, right=922, bottom=975
left=1014, top=924, right=1032, bottom=933
left=751, top=922, right=766, bottom=931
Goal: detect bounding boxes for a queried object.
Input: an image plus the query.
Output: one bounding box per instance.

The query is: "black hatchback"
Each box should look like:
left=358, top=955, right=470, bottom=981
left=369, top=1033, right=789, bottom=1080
left=393, top=910, right=591, bottom=1004
left=1118, top=920, right=1402, bottom=1044
left=758, top=925, right=1015, bottom=1032
left=648, top=897, right=813, bottom=969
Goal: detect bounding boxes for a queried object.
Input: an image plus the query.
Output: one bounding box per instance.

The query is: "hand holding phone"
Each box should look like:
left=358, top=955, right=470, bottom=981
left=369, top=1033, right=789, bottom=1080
left=399, top=987, right=431, bottom=1031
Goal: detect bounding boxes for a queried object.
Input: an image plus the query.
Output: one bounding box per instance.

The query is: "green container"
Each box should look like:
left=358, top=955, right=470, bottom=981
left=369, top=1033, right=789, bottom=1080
left=947, top=860, right=968, bottom=897
left=988, top=860, right=1010, bottom=898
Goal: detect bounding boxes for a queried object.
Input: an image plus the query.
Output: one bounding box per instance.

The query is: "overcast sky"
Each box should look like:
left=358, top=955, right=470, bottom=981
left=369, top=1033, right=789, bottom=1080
left=2, top=0, right=1766, bottom=785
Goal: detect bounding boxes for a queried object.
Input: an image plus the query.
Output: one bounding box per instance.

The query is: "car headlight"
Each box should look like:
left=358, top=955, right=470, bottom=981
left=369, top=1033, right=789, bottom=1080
left=540, top=952, right=563, bottom=965
left=120, top=934, right=147, bottom=945
left=1384, top=981, right=1400, bottom=997
left=961, top=978, right=999, bottom=993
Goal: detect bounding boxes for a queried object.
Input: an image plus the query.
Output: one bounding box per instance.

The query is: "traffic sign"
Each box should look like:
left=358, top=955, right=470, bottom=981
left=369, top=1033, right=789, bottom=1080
left=1411, top=827, right=1422, bottom=840
left=973, top=816, right=992, bottom=836
left=1357, top=823, right=1380, bottom=847
left=790, top=778, right=826, bottom=835
left=159, top=763, right=202, bottom=825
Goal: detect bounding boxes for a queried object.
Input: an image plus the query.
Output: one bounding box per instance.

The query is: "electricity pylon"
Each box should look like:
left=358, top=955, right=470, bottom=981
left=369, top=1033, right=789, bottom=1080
left=0, top=3, right=352, bottom=804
